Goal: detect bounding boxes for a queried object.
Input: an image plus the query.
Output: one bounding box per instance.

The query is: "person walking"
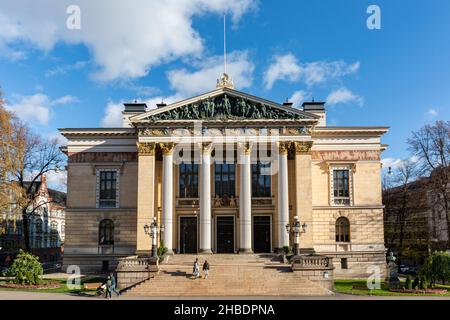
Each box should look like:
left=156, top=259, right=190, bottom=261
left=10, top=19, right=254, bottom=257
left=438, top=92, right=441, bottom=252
left=104, top=276, right=112, bottom=299
left=193, top=258, right=200, bottom=279
left=110, top=273, right=121, bottom=296
left=202, top=260, right=210, bottom=279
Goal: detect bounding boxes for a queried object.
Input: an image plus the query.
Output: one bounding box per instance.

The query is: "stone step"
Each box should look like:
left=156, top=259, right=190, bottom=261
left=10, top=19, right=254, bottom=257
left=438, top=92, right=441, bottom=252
left=124, top=262, right=333, bottom=297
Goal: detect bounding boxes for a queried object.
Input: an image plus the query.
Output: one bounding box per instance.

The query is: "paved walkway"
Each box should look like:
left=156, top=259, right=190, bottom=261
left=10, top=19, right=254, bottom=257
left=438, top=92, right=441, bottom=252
left=1, top=291, right=450, bottom=300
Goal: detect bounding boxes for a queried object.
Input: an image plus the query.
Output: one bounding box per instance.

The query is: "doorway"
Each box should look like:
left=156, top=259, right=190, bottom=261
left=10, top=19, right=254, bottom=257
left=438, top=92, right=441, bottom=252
left=216, top=216, right=234, bottom=253
left=179, top=216, right=197, bottom=253
left=253, top=216, right=271, bottom=253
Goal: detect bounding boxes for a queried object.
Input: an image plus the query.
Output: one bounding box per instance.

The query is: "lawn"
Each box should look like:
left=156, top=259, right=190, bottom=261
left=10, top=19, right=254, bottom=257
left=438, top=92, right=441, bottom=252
left=0, top=276, right=106, bottom=295
left=334, top=279, right=450, bottom=297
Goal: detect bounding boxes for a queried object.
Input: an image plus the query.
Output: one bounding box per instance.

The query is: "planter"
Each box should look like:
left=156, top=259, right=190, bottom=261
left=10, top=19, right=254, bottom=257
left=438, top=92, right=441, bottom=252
left=0, top=281, right=61, bottom=290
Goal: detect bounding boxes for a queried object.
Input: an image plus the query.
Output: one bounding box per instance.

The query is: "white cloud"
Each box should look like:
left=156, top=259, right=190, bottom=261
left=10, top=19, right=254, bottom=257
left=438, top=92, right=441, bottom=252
left=101, top=101, right=124, bottom=127
left=426, top=108, right=438, bottom=117
left=263, top=53, right=360, bottom=89
left=45, top=60, right=88, bottom=77
left=101, top=94, right=184, bottom=127
left=46, top=169, right=67, bottom=192
left=0, top=0, right=256, bottom=81
left=263, top=54, right=301, bottom=90
left=6, top=93, right=77, bottom=125
left=46, top=131, right=68, bottom=146
left=167, top=51, right=254, bottom=96
left=301, top=61, right=360, bottom=87
left=381, top=156, right=420, bottom=172
left=290, top=90, right=311, bottom=108
left=381, top=158, right=403, bottom=170
left=326, top=87, right=363, bottom=106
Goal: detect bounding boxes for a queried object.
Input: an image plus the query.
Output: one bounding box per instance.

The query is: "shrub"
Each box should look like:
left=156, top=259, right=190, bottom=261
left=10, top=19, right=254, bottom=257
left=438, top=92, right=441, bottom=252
left=420, top=276, right=428, bottom=290
left=282, top=246, right=293, bottom=255
left=157, top=240, right=168, bottom=263
left=6, top=250, right=43, bottom=285
left=420, top=251, right=450, bottom=286
left=405, top=275, right=412, bottom=290
left=412, top=277, right=420, bottom=290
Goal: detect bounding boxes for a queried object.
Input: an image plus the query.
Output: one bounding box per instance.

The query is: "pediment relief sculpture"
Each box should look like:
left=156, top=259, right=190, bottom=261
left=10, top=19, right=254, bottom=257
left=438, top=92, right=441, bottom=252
left=143, top=94, right=308, bottom=121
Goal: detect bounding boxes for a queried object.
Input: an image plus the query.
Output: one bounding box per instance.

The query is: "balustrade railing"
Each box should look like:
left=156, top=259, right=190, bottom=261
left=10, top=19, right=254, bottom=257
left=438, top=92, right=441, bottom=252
left=294, top=255, right=332, bottom=269
left=116, top=256, right=150, bottom=271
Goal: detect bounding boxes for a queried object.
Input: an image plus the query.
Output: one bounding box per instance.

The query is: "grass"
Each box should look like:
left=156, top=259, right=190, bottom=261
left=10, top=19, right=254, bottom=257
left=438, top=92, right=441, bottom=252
left=0, top=275, right=107, bottom=295
left=334, top=279, right=450, bottom=297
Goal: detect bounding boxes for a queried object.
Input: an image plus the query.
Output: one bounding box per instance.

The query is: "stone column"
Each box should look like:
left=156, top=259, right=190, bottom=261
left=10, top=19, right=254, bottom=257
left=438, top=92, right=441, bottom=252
left=136, top=142, right=156, bottom=255
left=278, top=142, right=290, bottom=250
left=294, top=141, right=314, bottom=253
left=160, top=143, right=175, bottom=254
left=239, top=142, right=253, bottom=253
left=200, top=142, right=213, bottom=253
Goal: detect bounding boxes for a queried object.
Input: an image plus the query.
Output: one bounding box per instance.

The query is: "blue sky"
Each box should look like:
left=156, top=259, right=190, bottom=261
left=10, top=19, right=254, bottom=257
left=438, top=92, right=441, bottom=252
left=0, top=0, right=449, bottom=188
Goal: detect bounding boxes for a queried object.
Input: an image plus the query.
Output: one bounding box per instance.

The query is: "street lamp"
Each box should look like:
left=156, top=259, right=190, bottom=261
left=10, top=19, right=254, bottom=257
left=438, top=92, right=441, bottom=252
left=144, top=217, right=164, bottom=258
left=285, top=216, right=307, bottom=256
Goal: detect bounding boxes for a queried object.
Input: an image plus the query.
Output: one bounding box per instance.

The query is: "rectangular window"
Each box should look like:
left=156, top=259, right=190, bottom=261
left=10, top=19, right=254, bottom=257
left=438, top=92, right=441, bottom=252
left=333, top=169, right=350, bottom=205
left=341, top=258, right=348, bottom=269
left=215, top=164, right=236, bottom=197
left=99, top=171, right=117, bottom=208
left=252, top=162, right=271, bottom=197
left=179, top=163, right=199, bottom=198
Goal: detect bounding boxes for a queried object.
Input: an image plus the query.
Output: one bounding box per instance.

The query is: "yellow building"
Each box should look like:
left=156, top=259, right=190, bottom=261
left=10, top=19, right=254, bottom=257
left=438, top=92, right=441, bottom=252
left=59, top=75, right=388, bottom=278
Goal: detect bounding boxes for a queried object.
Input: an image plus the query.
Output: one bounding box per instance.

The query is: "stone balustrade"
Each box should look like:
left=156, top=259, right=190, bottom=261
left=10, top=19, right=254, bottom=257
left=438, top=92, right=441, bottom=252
left=116, top=255, right=159, bottom=290
left=291, top=254, right=334, bottom=291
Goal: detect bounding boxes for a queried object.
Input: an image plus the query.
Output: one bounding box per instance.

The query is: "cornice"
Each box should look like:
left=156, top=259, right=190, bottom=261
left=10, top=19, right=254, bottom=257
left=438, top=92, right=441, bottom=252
left=59, top=128, right=137, bottom=137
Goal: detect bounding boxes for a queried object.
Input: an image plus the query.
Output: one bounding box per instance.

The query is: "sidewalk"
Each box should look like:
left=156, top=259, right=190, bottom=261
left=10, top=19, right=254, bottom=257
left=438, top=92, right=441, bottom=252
left=1, top=291, right=450, bottom=300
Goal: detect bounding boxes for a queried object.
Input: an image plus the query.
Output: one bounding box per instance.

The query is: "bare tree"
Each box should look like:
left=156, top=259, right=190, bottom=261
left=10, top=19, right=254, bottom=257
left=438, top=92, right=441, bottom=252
left=408, top=121, right=450, bottom=248
left=1, top=87, right=65, bottom=250
left=15, top=131, right=64, bottom=251
left=383, top=159, right=418, bottom=268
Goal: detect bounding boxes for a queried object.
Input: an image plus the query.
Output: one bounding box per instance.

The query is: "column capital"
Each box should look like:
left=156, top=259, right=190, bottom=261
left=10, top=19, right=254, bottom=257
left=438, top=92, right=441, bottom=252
left=136, top=142, right=156, bottom=156
left=198, top=142, right=214, bottom=155
left=293, top=141, right=313, bottom=155
left=237, top=142, right=253, bottom=155
left=278, top=141, right=291, bottom=155
left=159, top=142, right=176, bottom=156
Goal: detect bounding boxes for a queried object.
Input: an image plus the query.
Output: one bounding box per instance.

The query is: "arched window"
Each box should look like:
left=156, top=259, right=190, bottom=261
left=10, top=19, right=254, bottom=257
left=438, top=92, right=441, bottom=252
left=335, top=217, right=350, bottom=242
left=99, top=219, right=114, bottom=245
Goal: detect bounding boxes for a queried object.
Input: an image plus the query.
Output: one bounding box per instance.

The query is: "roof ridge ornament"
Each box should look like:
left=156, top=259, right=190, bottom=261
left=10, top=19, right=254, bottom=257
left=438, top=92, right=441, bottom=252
left=216, top=73, right=235, bottom=89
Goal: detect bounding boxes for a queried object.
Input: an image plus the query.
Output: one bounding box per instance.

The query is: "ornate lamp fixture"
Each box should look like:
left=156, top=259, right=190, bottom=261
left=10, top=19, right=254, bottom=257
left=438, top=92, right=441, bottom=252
left=285, top=216, right=307, bottom=256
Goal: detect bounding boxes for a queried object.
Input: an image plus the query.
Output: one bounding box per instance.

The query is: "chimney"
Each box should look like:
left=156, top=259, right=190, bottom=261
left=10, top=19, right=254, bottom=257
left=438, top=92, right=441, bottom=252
left=302, top=101, right=326, bottom=126
left=282, top=98, right=293, bottom=108
left=122, top=102, right=147, bottom=127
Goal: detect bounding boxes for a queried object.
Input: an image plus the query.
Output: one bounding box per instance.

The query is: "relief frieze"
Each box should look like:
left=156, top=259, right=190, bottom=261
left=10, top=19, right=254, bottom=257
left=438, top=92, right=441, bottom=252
left=311, top=150, right=380, bottom=161
left=68, top=152, right=137, bottom=163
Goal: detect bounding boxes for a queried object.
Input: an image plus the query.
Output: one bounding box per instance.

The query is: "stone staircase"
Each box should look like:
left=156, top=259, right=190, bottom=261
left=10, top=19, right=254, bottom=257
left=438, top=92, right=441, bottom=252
left=124, top=254, right=333, bottom=297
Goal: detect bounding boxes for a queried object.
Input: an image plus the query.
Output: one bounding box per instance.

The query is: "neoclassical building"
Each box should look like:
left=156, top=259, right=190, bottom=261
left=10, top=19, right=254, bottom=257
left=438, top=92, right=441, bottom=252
left=60, top=75, right=388, bottom=277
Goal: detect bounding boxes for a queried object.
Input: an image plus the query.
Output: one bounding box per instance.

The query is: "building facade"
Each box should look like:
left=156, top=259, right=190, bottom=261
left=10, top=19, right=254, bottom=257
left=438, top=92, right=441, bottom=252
left=384, top=173, right=449, bottom=266
left=60, top=76, right=388, bottom=277
left=0, top=175, right=66, bottom=266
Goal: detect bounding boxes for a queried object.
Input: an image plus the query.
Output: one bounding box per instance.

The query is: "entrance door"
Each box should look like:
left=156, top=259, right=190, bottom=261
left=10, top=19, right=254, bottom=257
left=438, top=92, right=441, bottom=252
left=253, top=216, right=271, bottom=253
left=216, top=217, right=234, bottom=253
left=179, top=217, right=197, bottom=254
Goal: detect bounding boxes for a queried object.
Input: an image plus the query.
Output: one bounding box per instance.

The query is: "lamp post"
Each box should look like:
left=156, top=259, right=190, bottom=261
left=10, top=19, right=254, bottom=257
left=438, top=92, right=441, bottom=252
left=144, top=217, right=164, bottom=258
left=285, top=216, right=307, bottom=256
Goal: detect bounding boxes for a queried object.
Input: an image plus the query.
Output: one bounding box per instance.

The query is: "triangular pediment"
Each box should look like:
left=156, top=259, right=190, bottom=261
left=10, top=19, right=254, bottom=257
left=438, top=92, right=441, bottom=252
left=131, top=88, right=319, bottom=123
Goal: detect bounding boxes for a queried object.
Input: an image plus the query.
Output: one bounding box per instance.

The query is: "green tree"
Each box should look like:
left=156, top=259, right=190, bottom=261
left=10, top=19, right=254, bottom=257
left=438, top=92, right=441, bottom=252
left=420, top=251, right=450, bottom=286
left=7, top=250, right=43, bottom=285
